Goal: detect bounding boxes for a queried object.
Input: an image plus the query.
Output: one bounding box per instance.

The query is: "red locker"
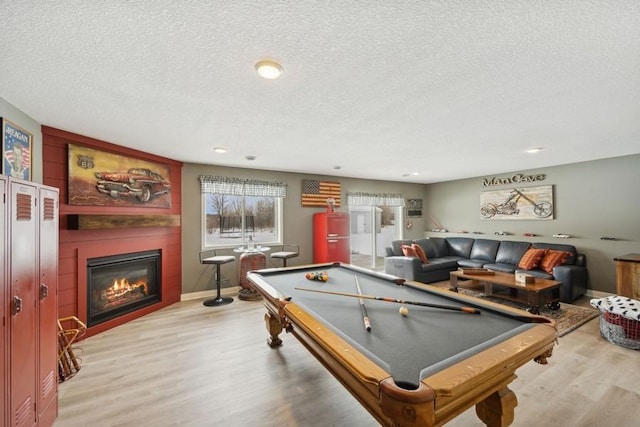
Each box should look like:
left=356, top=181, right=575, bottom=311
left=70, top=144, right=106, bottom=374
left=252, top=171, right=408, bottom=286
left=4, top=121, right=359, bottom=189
left=9, top=179, right=38, bottom=427
left=313, top=212, right=351, bottom=263
left=1, top=176, right=6, bottom=427
left=4, top=178, right=58, bottom=427
left=37, top=186, right=59, bottom=426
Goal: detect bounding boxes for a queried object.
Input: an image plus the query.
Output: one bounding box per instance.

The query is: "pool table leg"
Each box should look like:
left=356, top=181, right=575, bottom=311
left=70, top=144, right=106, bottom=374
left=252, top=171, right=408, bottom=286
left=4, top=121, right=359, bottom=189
left=475, top=386, right=517, bottom=427
left=264, top=312, right=283, bottom=348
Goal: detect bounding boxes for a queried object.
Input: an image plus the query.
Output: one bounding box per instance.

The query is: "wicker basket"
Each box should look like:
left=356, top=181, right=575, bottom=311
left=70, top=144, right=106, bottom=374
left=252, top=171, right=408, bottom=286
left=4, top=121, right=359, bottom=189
left=598, top=312, right=640, bottom=350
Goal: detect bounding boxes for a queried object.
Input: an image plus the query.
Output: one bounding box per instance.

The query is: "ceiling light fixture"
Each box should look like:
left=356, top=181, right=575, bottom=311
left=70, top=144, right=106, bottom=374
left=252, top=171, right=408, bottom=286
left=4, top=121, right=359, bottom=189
left=213, top=147, right=227, bottom=154
left=255, top=60, right=283, bottom=79
left=526, top=147, right=543, bottom=154
left=245, top=155, right=256, bottom=161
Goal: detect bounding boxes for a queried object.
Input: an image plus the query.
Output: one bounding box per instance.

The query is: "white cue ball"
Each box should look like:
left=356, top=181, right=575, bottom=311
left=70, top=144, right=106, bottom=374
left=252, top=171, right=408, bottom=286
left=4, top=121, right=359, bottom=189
left=399, top=306, right=408, bottom=317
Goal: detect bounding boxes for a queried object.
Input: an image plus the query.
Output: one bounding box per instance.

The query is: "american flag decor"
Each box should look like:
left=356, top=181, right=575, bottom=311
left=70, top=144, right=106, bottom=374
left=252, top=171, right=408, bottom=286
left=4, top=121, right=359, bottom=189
left=301, top=179, right=341, bottom=207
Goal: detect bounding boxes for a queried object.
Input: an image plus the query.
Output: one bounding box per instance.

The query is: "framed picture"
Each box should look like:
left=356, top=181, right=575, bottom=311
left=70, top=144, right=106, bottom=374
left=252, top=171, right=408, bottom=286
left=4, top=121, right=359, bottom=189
left=407, top=198, right=423, bottom=217
left=480, top=185, right=554, bottom=220
left=68, top=144, right=172, bottom=208
left=2, top=117, right=32, bottom=181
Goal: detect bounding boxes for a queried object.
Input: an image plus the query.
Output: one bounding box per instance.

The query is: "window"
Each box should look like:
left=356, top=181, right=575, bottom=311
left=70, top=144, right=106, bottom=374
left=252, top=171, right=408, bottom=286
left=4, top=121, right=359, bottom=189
left=200, top=176, right=287, bottom=249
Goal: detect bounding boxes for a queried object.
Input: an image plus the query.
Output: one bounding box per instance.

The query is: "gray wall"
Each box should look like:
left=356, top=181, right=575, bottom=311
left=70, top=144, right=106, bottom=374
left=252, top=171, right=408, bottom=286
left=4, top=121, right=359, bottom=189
left=423, top=154, right=640, bottom=294
left=181, top=163, right=426, bottom=294
left=0, top=97, right=43, bottom=183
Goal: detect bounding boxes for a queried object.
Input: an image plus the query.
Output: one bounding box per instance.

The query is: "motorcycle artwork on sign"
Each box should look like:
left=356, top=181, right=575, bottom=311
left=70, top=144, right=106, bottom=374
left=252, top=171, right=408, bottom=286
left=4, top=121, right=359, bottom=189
left=480, top=185, right=553, bottom=220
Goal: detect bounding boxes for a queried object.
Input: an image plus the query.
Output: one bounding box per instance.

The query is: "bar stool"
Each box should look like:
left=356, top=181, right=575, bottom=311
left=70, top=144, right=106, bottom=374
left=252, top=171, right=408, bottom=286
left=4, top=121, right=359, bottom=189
left=270, top=244, right=299, bottom=267
left=200, top=250, right=236, bottom=306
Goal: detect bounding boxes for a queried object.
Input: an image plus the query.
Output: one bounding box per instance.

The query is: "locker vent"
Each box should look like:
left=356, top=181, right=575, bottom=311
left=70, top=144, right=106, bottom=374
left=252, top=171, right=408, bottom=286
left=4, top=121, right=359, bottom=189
left=14, top=396, right=32, bottom=426
left=16, top=193, right=32, bottom=220
left=43, top=197, right=56, bottom=220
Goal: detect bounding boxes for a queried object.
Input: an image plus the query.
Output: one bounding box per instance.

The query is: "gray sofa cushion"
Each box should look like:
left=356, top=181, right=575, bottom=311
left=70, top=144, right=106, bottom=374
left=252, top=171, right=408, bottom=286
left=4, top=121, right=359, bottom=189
left=429, top=237, right=449, bottom=258
left=494, top=241, right=531, bottom=265
left=445, top=237, right=474, bottom=258
left=469, top=239, right=500, bottom=262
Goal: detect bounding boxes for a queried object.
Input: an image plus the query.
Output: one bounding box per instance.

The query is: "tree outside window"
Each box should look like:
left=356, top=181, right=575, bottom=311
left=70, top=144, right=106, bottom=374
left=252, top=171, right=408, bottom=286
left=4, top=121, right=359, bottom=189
left=203, top=193, right=280, bottom=248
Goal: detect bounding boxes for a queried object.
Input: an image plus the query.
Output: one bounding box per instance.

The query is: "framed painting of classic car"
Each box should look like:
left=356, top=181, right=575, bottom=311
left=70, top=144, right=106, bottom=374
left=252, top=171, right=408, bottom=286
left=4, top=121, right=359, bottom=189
left=68, top=144, right=171, bottom=208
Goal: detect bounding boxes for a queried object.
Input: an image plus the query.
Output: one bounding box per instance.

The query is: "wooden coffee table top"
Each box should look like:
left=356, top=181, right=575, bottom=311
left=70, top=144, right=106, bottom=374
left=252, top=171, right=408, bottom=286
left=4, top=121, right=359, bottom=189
left=450, top=270, right=561, bottom=293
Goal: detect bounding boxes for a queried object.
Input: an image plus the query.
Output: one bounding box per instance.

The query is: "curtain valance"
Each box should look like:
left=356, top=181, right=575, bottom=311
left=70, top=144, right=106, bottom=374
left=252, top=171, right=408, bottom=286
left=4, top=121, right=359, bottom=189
left=199, top=175, right=287, bottom=197
left=346, top=192, right=405, bottom=207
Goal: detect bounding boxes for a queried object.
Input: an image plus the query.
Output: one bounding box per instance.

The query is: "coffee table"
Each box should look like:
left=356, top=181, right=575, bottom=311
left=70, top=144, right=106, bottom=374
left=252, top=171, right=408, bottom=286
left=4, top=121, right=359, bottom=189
left=449, top=270, right=562, bottom=314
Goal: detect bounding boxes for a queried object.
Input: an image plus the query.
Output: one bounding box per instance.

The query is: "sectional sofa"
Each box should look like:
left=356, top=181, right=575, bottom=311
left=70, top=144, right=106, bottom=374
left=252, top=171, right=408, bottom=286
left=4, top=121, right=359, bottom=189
left=384, top=236, right=588, bottom=303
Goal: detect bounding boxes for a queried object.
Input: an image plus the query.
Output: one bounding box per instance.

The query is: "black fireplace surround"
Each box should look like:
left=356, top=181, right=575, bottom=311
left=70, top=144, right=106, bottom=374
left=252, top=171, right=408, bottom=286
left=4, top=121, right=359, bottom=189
left=87, top=250, right=161, bottom=327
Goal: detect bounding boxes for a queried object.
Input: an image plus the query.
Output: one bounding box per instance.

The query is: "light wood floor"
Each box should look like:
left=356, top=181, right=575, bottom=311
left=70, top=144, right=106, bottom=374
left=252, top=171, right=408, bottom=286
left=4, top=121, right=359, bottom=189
left=55, top=291, right=640, bottom=427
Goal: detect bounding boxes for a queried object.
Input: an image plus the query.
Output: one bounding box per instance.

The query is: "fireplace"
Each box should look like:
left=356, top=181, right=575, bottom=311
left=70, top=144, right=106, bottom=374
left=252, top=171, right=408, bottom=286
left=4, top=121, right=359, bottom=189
left=87, top=250, right=161, bottom=327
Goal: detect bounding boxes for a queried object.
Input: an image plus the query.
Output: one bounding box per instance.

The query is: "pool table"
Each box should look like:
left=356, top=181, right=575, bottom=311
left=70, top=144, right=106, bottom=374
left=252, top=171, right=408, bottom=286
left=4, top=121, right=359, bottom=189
left=247, top=263, right=556, bottom=427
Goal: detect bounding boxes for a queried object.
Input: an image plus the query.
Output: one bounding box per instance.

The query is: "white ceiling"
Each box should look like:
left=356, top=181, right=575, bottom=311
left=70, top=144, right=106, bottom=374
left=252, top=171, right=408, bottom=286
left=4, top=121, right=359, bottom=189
left=2, top=1, right=639, bottom=184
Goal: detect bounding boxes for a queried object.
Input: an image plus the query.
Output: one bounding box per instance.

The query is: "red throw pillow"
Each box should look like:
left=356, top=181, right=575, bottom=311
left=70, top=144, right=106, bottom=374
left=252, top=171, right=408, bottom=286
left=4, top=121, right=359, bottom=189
left=401, top=244, right=419, bottom=259
left=539, top=250, right=570, bottom=274
left=518, top=248, right=547, bottom=270
left=411, top=243, right=428, bottom=263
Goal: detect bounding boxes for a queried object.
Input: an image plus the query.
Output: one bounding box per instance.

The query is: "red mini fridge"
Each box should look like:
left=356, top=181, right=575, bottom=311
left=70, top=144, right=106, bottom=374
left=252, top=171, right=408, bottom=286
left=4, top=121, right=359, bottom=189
left=313, top=212, right=350, bottom=263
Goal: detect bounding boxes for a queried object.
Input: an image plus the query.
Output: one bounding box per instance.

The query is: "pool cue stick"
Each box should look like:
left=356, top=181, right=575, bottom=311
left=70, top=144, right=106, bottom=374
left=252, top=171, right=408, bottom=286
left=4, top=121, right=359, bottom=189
left=295, top=287, right=481, bottom=314
left=354, top=275, right=371, bottom=332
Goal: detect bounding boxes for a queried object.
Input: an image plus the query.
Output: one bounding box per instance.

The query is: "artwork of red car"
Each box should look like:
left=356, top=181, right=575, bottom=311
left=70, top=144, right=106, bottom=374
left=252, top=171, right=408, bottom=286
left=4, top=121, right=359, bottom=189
left=95, top=168, right=171, bottom=202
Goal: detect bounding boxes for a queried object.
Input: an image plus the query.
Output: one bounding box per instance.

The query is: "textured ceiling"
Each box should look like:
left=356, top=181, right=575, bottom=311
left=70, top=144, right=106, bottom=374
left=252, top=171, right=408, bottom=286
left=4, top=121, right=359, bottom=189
left=1, top=1, right=639, bottom=183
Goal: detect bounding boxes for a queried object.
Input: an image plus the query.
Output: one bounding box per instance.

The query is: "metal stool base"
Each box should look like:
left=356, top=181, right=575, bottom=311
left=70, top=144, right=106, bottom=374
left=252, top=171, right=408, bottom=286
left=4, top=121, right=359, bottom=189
left=203, top=296, right=234, bottom=306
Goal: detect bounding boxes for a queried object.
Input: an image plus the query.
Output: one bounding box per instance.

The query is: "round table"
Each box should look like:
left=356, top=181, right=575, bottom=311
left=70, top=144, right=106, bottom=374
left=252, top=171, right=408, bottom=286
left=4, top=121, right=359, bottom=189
left=234, top=246, right=270, bottom=301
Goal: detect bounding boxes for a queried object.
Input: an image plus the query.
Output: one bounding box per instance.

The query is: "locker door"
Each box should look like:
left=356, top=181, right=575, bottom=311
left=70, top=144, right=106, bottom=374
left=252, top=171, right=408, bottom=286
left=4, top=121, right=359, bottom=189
left=1, top=176, right=7, bottom=427
left=9, top=180, right=38, bottom=427
left=37, top=186, right=59, bottom=425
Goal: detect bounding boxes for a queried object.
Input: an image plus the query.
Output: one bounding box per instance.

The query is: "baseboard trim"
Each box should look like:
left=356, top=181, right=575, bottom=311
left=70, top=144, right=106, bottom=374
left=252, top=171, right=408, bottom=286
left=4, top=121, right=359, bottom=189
left=585, top=289, right=614, bottom=299
left=181, top=286, right=241, bottom=301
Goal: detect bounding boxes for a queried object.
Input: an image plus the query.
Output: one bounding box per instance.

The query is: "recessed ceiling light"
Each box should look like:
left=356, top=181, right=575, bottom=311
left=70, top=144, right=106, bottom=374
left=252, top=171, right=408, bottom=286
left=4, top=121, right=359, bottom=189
left=213, top=147, right=227, bottom=154
left=526, top=147, right=543, bottom=154
left=334, top=166, right=342, bottom=170
left=255, top=60, right=283, bottom=79
left=245, top=155, right=256, bottom=161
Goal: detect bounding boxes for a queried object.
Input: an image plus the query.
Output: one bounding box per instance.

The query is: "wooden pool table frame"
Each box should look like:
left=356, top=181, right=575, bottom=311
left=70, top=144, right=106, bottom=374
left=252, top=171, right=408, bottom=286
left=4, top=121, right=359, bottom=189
left=247, top=264, right=557, bottom=427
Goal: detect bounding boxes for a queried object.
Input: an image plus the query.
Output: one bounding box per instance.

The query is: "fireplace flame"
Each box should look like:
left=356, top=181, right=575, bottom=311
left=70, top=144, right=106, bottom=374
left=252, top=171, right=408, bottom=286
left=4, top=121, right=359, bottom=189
left=106, top=277, right=148, bottom=299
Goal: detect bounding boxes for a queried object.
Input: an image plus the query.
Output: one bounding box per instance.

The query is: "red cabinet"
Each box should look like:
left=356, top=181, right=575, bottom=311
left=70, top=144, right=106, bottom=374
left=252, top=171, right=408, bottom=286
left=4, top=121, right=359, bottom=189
left=3, top=177, right=58, bottom=427
left=313, top=212, right=351, bottom=263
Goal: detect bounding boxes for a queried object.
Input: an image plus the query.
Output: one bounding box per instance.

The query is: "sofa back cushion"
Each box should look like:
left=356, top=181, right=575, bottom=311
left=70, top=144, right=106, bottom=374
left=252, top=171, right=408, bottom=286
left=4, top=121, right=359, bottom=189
left=495, top=241, right=531, bottom=265
left=469, top=239, right=500, bottom=262
left=445, top=237, right=474, bottom=258
left=532, top=243, right=577, bottom=265
left=391, top=240, right=413, bottom=256
left=418, top=237, right=448, bottom=258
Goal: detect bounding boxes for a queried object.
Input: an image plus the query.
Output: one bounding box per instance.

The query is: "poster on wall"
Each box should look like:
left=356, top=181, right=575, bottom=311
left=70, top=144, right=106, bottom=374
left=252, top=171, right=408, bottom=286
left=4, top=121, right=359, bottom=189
left=2, top=117, right=32, bottom=180
left=68, top=144, right=172, bottom=208
left=480, top=185, right=553, bottom=220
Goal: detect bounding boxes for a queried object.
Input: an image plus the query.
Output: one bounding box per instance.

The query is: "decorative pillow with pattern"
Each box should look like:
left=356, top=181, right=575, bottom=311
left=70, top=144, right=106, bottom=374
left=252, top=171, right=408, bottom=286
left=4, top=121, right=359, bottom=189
left=411, top=243, right=428, bottom=263
left=518, top=248, right=547, bottom=270
left=539, top=250, right=570, bottom=274
left=401, top=245, right=419, bottom=259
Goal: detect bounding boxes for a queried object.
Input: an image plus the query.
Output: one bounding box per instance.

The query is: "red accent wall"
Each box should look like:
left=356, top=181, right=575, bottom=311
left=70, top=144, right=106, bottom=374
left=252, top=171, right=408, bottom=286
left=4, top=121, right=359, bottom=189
left=42, top=126, right=183, bottom=338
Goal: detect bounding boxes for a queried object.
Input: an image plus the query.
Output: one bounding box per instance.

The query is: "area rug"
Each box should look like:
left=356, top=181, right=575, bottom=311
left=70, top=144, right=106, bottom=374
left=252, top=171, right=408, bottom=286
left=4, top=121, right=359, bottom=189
left=454, top=288, right=599, bottom=337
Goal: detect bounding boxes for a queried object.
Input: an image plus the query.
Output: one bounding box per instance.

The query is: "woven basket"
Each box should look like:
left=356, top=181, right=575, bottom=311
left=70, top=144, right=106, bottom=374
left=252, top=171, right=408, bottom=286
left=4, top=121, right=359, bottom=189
left=598, top=312, right=640, bottom=350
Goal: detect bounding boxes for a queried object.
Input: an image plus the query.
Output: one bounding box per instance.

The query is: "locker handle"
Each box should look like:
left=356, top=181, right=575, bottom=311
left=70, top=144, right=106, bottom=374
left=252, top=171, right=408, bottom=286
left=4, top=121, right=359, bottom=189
left=41, top=283, right=49, bottom=300
left=12, top=295, right=23, bottom=315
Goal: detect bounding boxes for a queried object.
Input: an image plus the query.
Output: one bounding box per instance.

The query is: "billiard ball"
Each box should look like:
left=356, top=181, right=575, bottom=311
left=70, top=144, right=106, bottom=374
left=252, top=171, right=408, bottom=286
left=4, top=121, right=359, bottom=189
left=399, top=306, right=408, bottom=317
